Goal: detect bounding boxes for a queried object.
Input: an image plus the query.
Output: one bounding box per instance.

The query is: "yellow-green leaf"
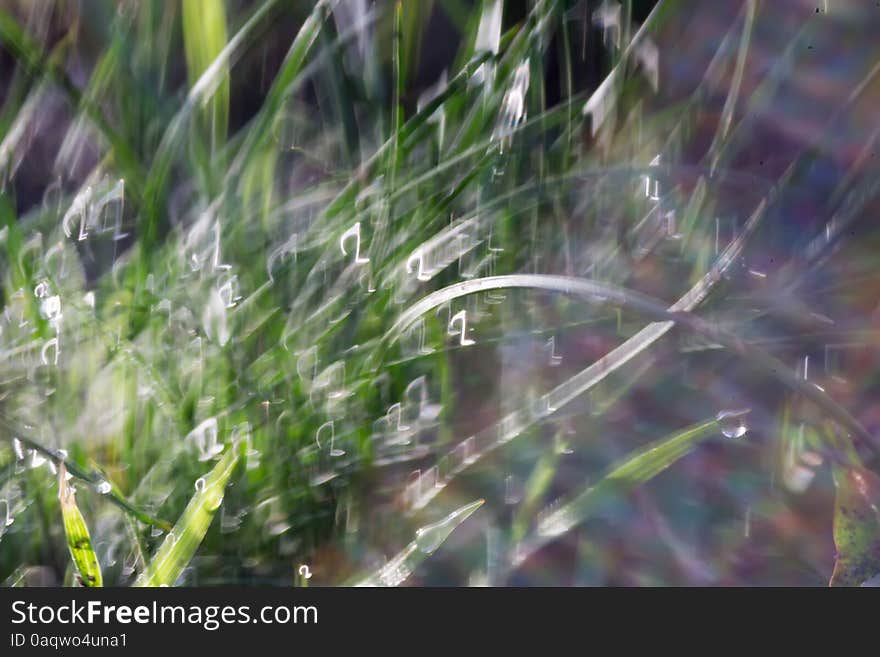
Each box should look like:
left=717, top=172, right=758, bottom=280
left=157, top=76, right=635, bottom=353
left=58, top=464, right=103, bottom=588
left=135, top=445, right=239, bottom=587
left=182, top=0, right=229, bottom=151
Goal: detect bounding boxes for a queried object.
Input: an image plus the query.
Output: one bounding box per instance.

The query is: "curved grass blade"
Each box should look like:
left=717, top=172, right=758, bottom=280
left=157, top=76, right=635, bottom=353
left=134, top=444, right=240, bottom=587
left=511, top=418, right=722, bottom=569
left=393, top=198, right=767, bottom=512
left=386, top=188, right=873, bottom=513
left=389, top=271, right=873, bottom=490
left=353, top=499, right=484, bottom=586
left=58, top=464, right=103, bottom=587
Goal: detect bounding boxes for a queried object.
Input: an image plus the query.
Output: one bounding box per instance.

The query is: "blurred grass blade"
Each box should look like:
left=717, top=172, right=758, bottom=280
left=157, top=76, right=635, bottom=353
left=513, top=419, right=722, bottom=568
left=708, top=0, right=755, bottom=174
left=135, top=445, right=239, bottom=587
left=3, top=566, right=57, bottom=587
left=2, top=428, right=172, bottom=531
left=400, top=0, right=433, bottom=88
left=319, top=47, right=492, bottom=221
left=353, top=500, right=484, bottom=586
left=182, top=0, right=229, bottom=151
left=142, top=0, right=282, bottom=252
left=58, top=464, right=103, bottom=588
left=512, top=447, right=559, bottom=544
left=392, top=261, right=874, bottom=515
left=397, top=197, right=767, bottom=512
left=830, top=462, right=880, bottom=587
left=232, top=0, right=330, bottom=175
left=0, top=8, right=144, bottom=198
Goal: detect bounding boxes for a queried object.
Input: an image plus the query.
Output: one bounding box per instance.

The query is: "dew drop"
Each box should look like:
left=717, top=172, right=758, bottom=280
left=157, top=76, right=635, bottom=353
left=96, top=480, right=112, bottom=495
left=716, top=409, right=749, bottom=439
left=194, top=477, right=206, bottom=493
left=206, top=494, right=223, bottom=512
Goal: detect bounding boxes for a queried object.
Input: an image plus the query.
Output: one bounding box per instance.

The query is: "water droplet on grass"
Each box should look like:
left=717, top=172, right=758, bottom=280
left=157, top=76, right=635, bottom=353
left=716, top=409, right=750, bottom=439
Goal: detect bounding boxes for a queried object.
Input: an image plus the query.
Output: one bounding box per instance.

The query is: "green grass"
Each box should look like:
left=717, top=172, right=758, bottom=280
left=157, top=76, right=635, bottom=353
left=58, top=463, right=103, bottom=587
left=0, top=0, right=879, bottom=586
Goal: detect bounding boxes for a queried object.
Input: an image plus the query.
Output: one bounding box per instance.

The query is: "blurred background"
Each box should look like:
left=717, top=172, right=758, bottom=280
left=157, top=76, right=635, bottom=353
left=1, top=0, right=880, bottom=587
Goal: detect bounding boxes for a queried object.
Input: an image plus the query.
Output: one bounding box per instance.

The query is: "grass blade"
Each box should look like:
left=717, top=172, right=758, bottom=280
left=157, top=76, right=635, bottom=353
left=134, top=444, right=240, bottom=587
left=230, top=0, right=330, bottom=177
left=1, top=427, right=172, bottom=532
left=390, top=195, right=763, bottom=511
left=182, top=0, right=229, bottom=152
left=512, top=447, right=560, bottom=544
left=0, top=8, right=145, bottom=199
left=58, top=464, right=103, bottom=587
left=512, top=418, right=722, bottom=569
left=353, top=499, right=484, bottom=586
left=140, top=0, right=282, bottom=256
